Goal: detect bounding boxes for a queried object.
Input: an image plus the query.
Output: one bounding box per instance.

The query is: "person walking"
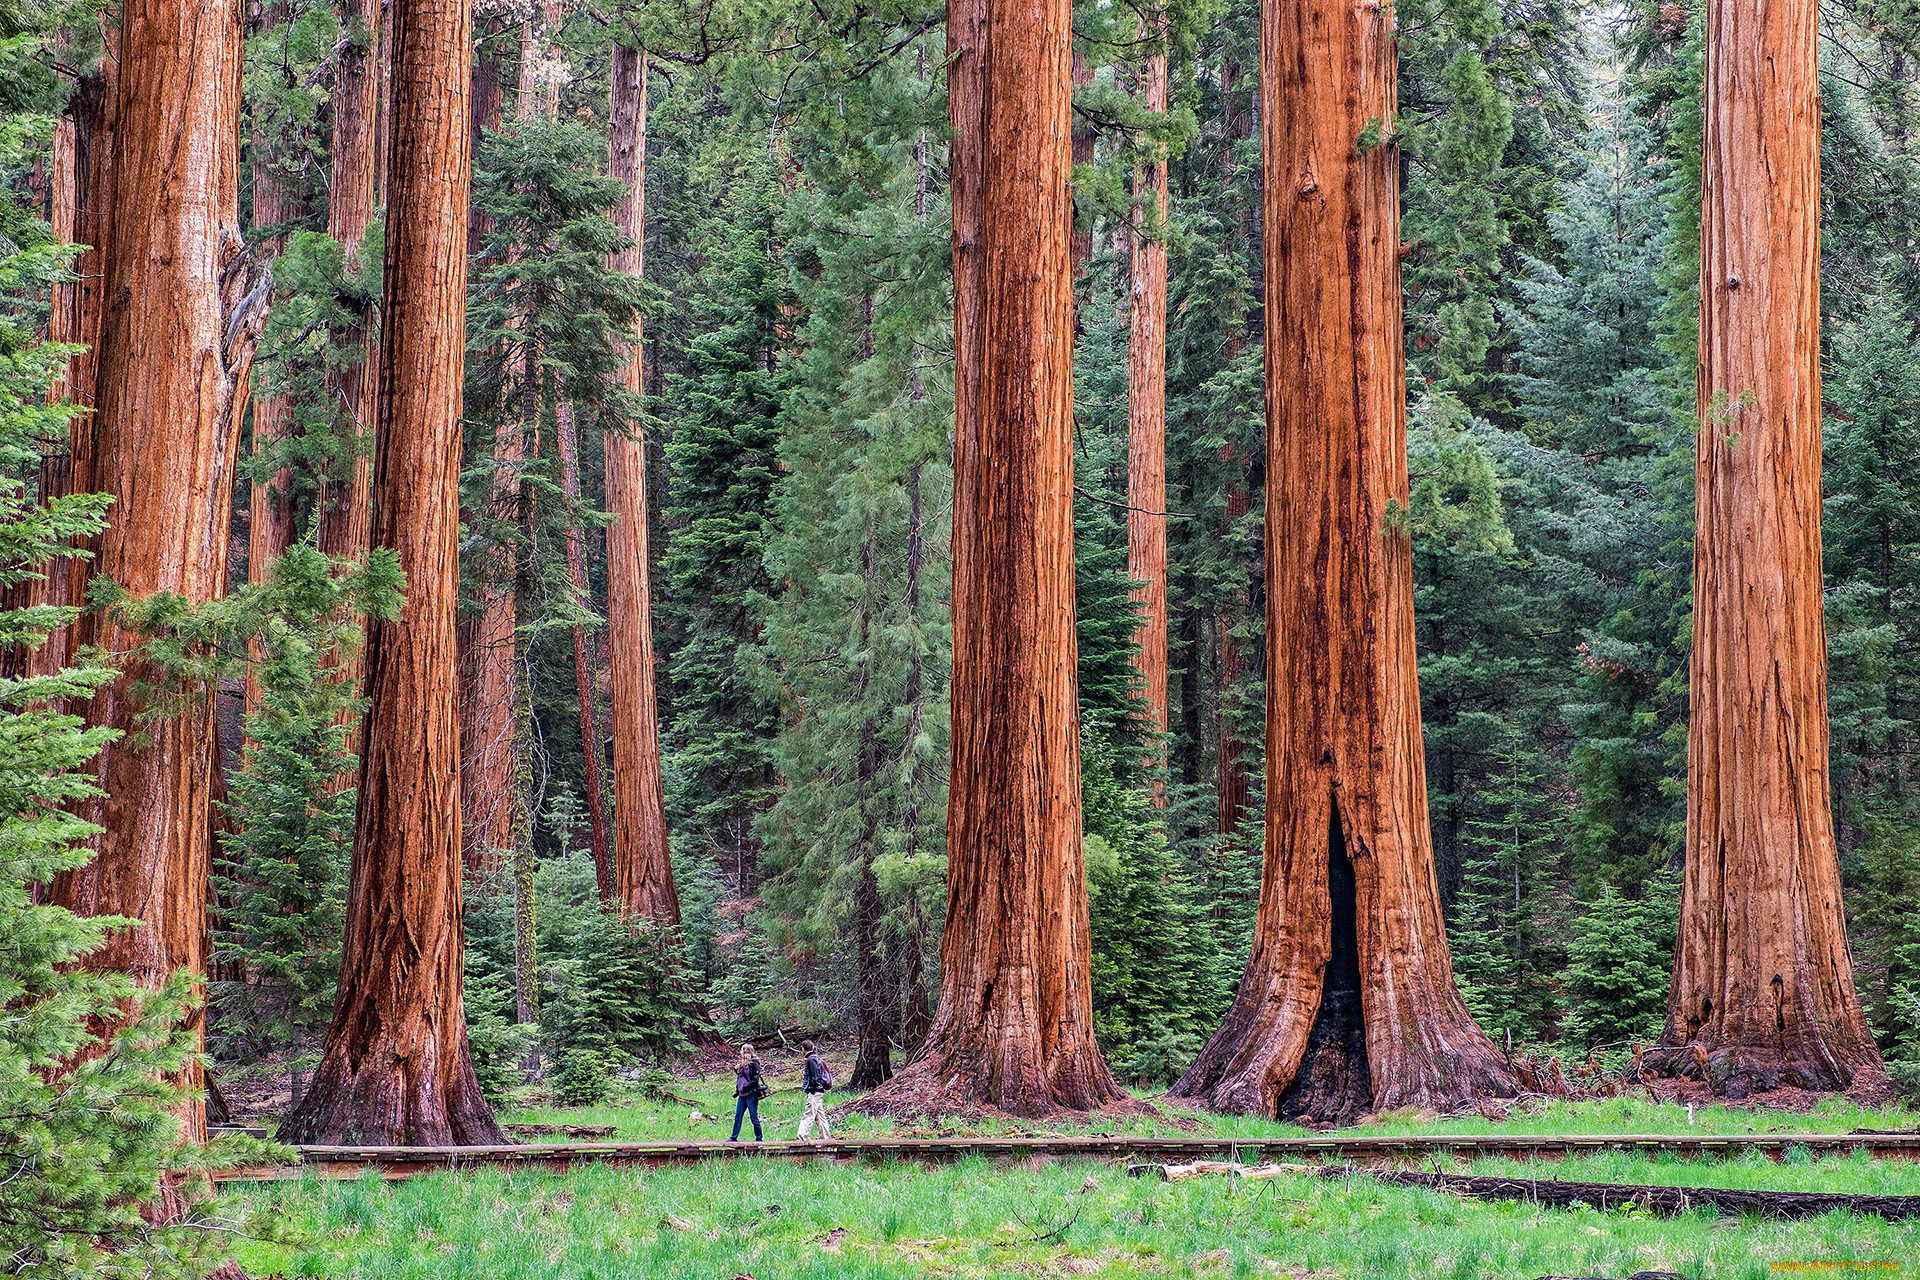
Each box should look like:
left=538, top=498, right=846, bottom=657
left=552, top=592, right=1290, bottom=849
left=795, top=1041, right=833, bottom=1141
left=730, top=1051, right=766, bottom=1142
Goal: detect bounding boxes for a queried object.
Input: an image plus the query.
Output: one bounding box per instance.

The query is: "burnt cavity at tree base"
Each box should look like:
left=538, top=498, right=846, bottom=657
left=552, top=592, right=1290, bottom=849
left=1276, top=804, right=1374, bottom=1126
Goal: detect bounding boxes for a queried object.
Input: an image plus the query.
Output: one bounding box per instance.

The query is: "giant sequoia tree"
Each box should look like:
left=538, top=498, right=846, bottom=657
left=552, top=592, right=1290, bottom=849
left=859, top=0, right=1122, bottom=1117
left=1660, top=0, right=1884, bottom=1096
left=48, top=0, right=258, bottom=1146
left=1126, top=20, right=1170, bottom=739
left=606, top=40, right=678, bottom=924
left=1170, top=0, right=1514, bottom=1121
left=283, top=0, right=503, bottom=1145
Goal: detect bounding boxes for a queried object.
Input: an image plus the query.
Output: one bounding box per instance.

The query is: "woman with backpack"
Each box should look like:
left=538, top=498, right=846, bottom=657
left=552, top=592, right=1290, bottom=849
left=730, top=1050, right=766, bottom=1142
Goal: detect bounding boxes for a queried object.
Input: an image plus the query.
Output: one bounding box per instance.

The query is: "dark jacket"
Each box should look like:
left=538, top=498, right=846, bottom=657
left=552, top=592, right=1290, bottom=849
left=735, top=1060, right=762, bottom=1098
left=802, top=1052, right=829, bottom=1094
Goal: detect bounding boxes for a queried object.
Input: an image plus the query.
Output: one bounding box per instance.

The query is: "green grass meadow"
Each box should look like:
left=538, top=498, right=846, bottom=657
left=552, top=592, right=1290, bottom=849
left=217, top=1075, right=1920, bottom=1278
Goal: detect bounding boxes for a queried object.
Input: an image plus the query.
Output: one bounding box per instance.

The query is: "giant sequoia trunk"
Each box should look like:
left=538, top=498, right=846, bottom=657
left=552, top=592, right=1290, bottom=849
left=1126, top=26, right=1170, bottom=740
left=282, top=0, right=502, bottom=1146
left=245, top=7, right=302, bottom=724
left=1169, top=0, right=1514, bottom=1122
left=48, top=0, right=259, bottom=1146
left=606, top=43, right=678, bottom=924
left=857, top=0, right=1121, bottom=1117
left=42, top=52, right=117, bottom=680
left=1661, top=0, right=1884, bottom=1098
left=315, top=0, right=383, bottom=767
left=456, top=15, right=514, bottom=872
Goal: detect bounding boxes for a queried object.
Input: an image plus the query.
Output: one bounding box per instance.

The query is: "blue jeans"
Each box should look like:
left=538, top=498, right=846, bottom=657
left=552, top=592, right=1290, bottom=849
left=732, top=1092, right=762, bottom=1140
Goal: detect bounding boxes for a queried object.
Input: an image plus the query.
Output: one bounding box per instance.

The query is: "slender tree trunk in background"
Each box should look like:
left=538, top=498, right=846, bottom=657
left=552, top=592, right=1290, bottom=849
left=460, top=453, right=518, bottom=872
left=1069, top=48, right=1094, bottom=295
left=1127, top=22, right=1170, bottom=750
left=1662, top=0, right=1885, bottom=1097
left=41, top=49, right=118, bottom=680
left=1170, top=0, right=1514, bottom=1122
left=47, top=0, right=260, bottom=1147
left=315, top=0, right=384, bottom=771
left=1213, top=54, right=1255, bottom=838
left=556, top=402, right=614, bottom=901
left=458, top=13, right=512, bottom=872
left=860, top=0, right=1121, bottom=1117
left=850, top=536, right=894, bottom=1089
left=510, top=669, right=539, bottom=1026
left=245, top=3, right=302, bottom=726
left=282, top=0, right=502, bottom=1145
left=899, top=461, right=933, bottom=1053
left=1215, top=473, right=1252, bottom=835
left=606, top=43, right=678, bottom=924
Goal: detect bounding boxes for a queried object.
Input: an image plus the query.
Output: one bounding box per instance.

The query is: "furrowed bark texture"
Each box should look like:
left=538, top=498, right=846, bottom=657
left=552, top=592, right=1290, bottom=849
left=282, top=0, right=502, bottom=1145
left=1169, top=0, right=1514, bottom=1121
left=1213, top=58, right=1256, bottom=837
left=47, top=0, right=257, bottom=1146
left=1069, top=49, right=1094, bottom=288
left=457, top=17, right=512, bottom=872
left=1126, top=28, right=1170, bottom=739
left=860, top=0, right=1121, bottom=1117
left=556, top=403, right=613, bottom=901
left=606, top=43, right=678, bottom=924
left=42, top=52, right=118, bottom=680
left=315, top=0, right=384, bottom=767
left=1661, top=0, right=1884, bottom=1097
left=246, top=10, right=301, bottom=724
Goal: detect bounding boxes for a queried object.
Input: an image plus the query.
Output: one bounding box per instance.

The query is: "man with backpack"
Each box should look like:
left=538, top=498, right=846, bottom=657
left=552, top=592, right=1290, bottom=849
left=795, top=1041, right=833, bottom=1141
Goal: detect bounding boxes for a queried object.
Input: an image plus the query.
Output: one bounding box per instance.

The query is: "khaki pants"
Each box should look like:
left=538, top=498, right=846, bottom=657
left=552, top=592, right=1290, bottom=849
left=797, top=1091, right=831, bottom=1140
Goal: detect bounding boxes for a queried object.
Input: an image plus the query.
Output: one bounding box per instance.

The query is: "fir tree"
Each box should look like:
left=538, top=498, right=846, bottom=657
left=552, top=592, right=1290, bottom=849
left=657, top=148, right=789, bottom=895
left=212, top=543, right=400, bottom=1060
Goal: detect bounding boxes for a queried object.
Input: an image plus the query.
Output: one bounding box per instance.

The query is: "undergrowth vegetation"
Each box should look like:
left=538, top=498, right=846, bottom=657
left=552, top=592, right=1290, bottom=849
left=223, top=1149, right=1920, bottom=1280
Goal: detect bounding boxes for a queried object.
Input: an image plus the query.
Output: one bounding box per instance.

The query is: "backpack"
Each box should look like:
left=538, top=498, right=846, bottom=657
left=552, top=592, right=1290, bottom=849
left=807, top=1054, right=833, bottom=1092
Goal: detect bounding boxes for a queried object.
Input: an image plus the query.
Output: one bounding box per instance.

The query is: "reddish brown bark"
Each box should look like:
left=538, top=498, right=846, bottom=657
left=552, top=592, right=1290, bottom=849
left=1213, top=55, right=1256, bottom=837
left=457, top=11, right=513, bottom=872
left=555, top=402, right=613, bottom=900
left=1170, top=0, right=1514, bottom=1121
left=859, top=0, right=1121, bottom=1118
left=1126, top=25, right=1170, bottom=741
left=47, top=0, right=261, bottom=1146
left=1069, top=48, right=1094, bottom=289
left=245, top=6, right=302, bottom=724
left=606, top=43, right=678, bottom=924
left=314, top=0, right=384, bottom=755
left=41, top=51, right=118, bottom=680
left=1215, top=472, right=1251, bottom=834
left=1660, top=0, right=1884, bottom=1097
left=282, top=0, right=502, bottom=1146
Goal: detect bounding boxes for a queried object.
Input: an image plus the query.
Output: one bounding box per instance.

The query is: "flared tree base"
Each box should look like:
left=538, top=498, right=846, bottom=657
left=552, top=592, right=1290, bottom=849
left=1657, top=1037, right=1892, bottom=1103
left=279, top=1043, right=504, bottom=1147
left=849, top=1038, right=1140, bottom=1122
left=1173, top=806, right=1515, bottom=1120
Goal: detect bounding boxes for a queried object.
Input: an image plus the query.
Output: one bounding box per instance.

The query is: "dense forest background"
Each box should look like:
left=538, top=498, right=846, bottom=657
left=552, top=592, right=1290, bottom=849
left=5, top=0, right=1920, bottom=1101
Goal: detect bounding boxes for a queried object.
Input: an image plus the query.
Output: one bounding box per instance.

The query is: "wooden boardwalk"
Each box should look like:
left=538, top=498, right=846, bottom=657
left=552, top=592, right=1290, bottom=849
left=213, top=1130, right=1920, bottom=1183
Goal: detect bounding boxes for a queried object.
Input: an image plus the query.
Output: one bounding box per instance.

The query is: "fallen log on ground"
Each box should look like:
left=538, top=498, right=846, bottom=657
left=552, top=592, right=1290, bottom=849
left=505, top=1123, right=618, bottom=1139
left=1128, top=1161, right=1313, bottom=1182
left=1128, top=1160, right=1920, bottom=1220
left=1346, top=1168, right=1920, bottom=1220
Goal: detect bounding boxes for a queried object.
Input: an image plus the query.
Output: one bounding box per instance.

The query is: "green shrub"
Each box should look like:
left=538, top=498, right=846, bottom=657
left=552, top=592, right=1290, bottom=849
left=555, top=1049, right=609, bottom=1106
